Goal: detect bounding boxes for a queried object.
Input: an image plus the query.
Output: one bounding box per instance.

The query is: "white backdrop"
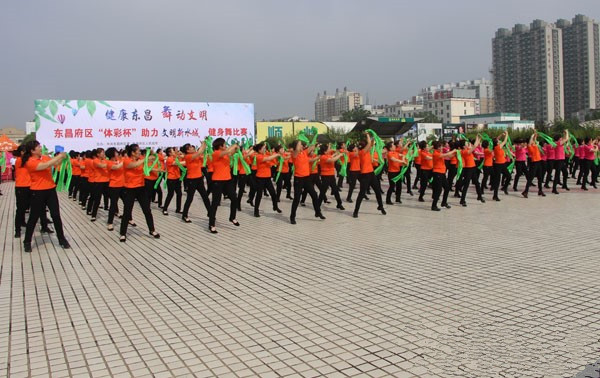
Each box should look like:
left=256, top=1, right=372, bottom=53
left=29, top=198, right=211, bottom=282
left=35, top=100, right=254, bottom=152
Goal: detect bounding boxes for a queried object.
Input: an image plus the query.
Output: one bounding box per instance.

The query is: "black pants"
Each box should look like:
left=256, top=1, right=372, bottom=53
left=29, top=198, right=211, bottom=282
left=524, top=161, right=543, bottom=193
left=481, top=166, right=492, bottom=189
left=386, top=171, right=402, bottom=203
left=346, top=170, right=360, bottom=201
left=447, top=163, right=457, bottom=190
left=492, top=163, right=509, bottom=198
left=290, top=176, right=320, bottom=219
left=79, top=177, right=89, bottom=207
left=107, top=186, right=125, bottom=225
left=544, top=160, right=555, bottom=185
left=209, top=180, right=237, bottom=227
left=254, top=177, right=278, bottom=214
left=247, top=170, right=258, bottom=202
left=23, top=189, right=66, bottom=245
left=163, top=179, right=182, bottom=212
left=412, top=164, right=421, bottom=189
left=144, top=179, right=161, bottom=207
left=354, top=172, right=384, bottom=214
left=418, top=169, right=432, bottom=199
left=431, top=172, right=450, bottom=209
left=91, top=181, right=109, bottom=217
left=319, top=175, right=342, bottom=207
left=86, top=182, right=99, bottom=214
left=276, top=172, right=292, bottom=201
left=182, top=177, right=211, bottom=218
left=459, top=167, right=481, bottom=203
left=120, top=186, right=155, bottom=236
left=152, top=178, right=164, bottom=205
left=301, top=174, right=320, bottom=203
left=553, top=159, right=567, bottom=190
left=234, top=174, right=249, bottom=209
left=404, top=164, right=412, bottom=193
left=513, top=161, right=528, bottom=190
left=68, top=175, right=81, bottom=198
left=571, top=157, right=579, bottom=177
left=15, top=186, right=31, bottom=232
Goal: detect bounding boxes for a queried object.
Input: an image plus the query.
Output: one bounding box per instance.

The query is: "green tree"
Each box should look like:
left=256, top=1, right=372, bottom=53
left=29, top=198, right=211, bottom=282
left=413, top=112, right=441, bottom=123
left=22, top=132, right=36, bottom=145
left=340, top=108, right=371, bottom=122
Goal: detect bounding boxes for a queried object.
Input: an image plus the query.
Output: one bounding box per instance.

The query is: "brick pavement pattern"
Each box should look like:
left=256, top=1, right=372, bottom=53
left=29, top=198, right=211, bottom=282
left=0, top=179, right=599, bottom=377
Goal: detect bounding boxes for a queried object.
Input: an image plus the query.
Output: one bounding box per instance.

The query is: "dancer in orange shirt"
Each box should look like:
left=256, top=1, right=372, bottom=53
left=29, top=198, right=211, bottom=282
left=253, top=143, right=283, bottom=217
left=208, top=138, right=240, bottom=233
left=181, top=142, right=211, bottom=223
left=289, top=140, right=324, bottom=224
left=317, top=144, right=345, bottom=210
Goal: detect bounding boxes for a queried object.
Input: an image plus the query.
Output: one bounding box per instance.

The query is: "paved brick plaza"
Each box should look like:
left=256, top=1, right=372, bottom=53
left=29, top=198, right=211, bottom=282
left=0, top=179, right=599, bottom=377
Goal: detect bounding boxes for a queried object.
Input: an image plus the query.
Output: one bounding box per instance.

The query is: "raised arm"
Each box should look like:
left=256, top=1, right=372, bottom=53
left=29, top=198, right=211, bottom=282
left=36, top=152, right=67, bottom=171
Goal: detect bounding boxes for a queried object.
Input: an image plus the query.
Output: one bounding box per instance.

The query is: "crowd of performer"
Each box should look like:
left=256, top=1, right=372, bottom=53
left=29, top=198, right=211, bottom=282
left=7, top=129, right=600, bottom=253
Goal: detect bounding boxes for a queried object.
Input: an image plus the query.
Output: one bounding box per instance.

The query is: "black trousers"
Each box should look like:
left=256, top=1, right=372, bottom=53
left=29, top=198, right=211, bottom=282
left=353, top=172, right=384, bottom=214
left=247, top=170, right=258, bottom=202
left=23, top=189, right=66, bottom=245
left=431, top=172, right=450, bottom=209
left=209, top=180, right=237, bottom=227
left=403, top=164, right=412, bottom=193
left=152, top=178, right=164, bottom=205
left=492, top=163, right=509, bottom=198
left=446, top=163, right=457, bottom=190
left=68, top=175, right=81, bottom=198
left=544, top=160, right=555, bottom=185
left=301, top=173, right=320, bottom=203
left=107, top=186, right=125, bottom=225
left=86, top=182, right=99, bottom=214
left=290, top=176, right=320, bottom=219
left=346, top=170, right=360, bottom=201
left=553, top=159, right=567, bottom=190
left=524, top=161, right=543, bottom=193
left=182, top=177, right=211, bottom=218
left=234, top=174, right=249, bottom=209
left=79, top=177, right=90, bottom=206
left=513, top=161, right=528, bottom=190
left=15, top=186, right=31, bottom=232
left=418, top=169, right=432, bottom=199
left=319, top=175, right=342, bottom=207
left=276, top=172, right=292, bottom=201
left=144, top=179, right=161, bottom=206
left=481, top=166, right=492, bottom=189
left=120, top=186, right=155, bottom=236
left=459, top=167, right=481, bottom=203
left=254, top=177, right=278, bottom=214
left=386, top=171, right=402, bottom=203
left=91, top=181, right=109, bottom=217
left=412, top=163, right=421, bottom=189
left=162, top=179, right=182, bottom=212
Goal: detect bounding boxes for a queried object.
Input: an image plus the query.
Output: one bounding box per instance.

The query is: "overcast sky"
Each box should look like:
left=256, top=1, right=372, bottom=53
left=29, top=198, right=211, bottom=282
left=1, top=0, right=598, bottom=128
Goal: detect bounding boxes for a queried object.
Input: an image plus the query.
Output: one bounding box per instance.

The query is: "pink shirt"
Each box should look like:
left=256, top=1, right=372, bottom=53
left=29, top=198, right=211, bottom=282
left=543, top=143, right=555, bottom=160
left=474, top=146, right=484, bottom=160
left=515, top=145, right=528, bottom=162
left=554, top=140, right=565, bottom=160
left=443, top=146, right=451, bottom=161
left=540, top=148, right=547, bottom=161
left=584, top=145, right=596, bottom=160
left=576, top=145, right=585, bottom=158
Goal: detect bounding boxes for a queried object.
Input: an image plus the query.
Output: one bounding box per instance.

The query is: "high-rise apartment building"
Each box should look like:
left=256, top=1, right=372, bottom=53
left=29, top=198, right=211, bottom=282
left=557, top=15, right=600, bottom=118
left=493, top=20, right=564, bottom=123
left=314, top=87, right=363, bottom=121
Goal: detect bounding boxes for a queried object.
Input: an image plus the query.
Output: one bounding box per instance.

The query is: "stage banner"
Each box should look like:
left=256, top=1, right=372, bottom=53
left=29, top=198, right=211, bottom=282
left=34, top=100, right=254, bottom=151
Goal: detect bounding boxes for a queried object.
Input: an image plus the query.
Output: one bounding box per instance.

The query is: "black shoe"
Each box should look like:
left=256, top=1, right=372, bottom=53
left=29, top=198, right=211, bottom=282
left=59, top=239, right=71, bottom=249
left=273, top=207, right=282, bottom=213
left=254, top=211, right=260, bottom=217
left=441, top=203, right=451, bottom=209
left=315, top=213, right=326, bottom=220
left=538, top=191, right=546, bottom=197
left=563, top=186, right=570, bottom=191
left=521, top=191, right=528, bottom=198
left=552, top=190, right=559, bottom=195
left=182, top=217, right=192, bottom=223
left=363, top=196, right=370, bottom=201
left=407, top=191, right=414, bottom=196
left=512, top=187, right=517, bottom=192
left=162, top=210, right=169, bottom=215
left=380, top=208, right=386, bottom=215
left=149, top=231, right=160, bottom=239
left=24, top=243, right=32, bottom=253
left=41, top=228, right=54, bottom=234
left=237, top=206, right=242, bottom=211
left=453, top=193, right=461, bottom=198
left=477, top=197, right=486, bottom=203
left=346, top=198, right=353, bottom=203
left=352, top=211, right=358, bottom=218
left=90, top=217, right=96, bottom=222
left=119, top=235, right=126, bottom=243
left=175, top=209, right=182, bottom=214
left=286, top=195, right=293, bottom=200
left=431, top=207, right=441, bottom=211
left=300, top=202, right=306, bottom=207
left=209, top=226, right=218, bottom=234
left=230, top=220, right=240, bottom=226
left=336, top=204, right=345, bottom=210
left=544, top=185, right=550, bottom=189
left=582, top=186, right=588, bottom=191
left=418, top=197, right=424, bottom=202
left=290, top=217, right=296, bottom=225
left=460, top=201, right=467, bottom=207
left=503, top=188, right=508, bottom=195
left=14, top=230, right=21, bottom=238
left=493, top=196, right=501, bottom=202
left=386, top=200, right=394, bottom=205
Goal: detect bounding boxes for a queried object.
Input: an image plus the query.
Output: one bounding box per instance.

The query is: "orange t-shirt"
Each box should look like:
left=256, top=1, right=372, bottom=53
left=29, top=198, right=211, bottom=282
left=493, top=145, right=506, bottom=164
left=349, top=152, right=360, bottom=171
left=107, top=160, right=125, bottom=188
left=166, top=157, right=181, bottom=180
left=387, top=151, right=401, bottom=173
left=15, top=157, right=31, bottom=187
left=256, top=154, right=273, bottom=178
left=207, top=156, right=214, bottom=173
left=483, top=149, right=493, bottom=167
left=94, top=158, right=110, bottom=183
left=372, top=151, right=380, bottom=167
left=185, top=153, right=203, bottom=179
left=420, top=150, right=433, bottom=170
left=294, top=150, right=310, bottom=177
left=432, top=151, right=446, bottom=174
left=71, top=158, right=81, bottom=176
left=319, top=154, right=336, bottom=176
left=359, top=149, right=374, bottom=174
left=528, top=145, right=541, bottom=162
left=211, top=151, right=231, bottom=181
left=25, top=156, right=56, bottom=190
left=309, top=154, right=319, bottom=174
left=461, top=149, right=476, bottom=168
left=414, top=150, right=422, bottom=165
left=80, top=159, right=88, bottom=178
left=85, top=158, right=96, bottom=182
left=122, top=157, right=144, bottom=188
left=281, top=157, right=290, bottom=174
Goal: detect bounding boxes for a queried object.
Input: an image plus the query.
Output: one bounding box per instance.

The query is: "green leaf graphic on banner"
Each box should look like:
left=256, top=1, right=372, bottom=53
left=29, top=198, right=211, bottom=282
left=98, top=101, right=111, bottom=108
left=49, top=100, right=58, bottom=116
left=35, top=115, right=40, bottom=131
left=77, top=100, right=86, bottom=109
left=37, top=110, right=57, bottom=123
left=38, top=100, right=49, bottom=109
left=86, top=101, right=96, bottom=117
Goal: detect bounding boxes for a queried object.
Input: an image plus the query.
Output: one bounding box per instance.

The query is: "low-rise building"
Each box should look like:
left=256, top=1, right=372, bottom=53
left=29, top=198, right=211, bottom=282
left=460, top=112, right=535, bottom=131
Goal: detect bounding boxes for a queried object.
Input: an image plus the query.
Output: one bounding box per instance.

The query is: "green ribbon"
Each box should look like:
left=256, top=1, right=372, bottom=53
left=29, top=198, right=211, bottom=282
left=154, top=171, right=166, bottom=189
left=455, top=148, right=464, bottom=180
left=143, top=148, right=159, bottom=176
left=175, top=157, right=187, bottom=181
left=504, top=135, right=516, bottom=174
left=366, top=129, right=385, bottom=175
left=203, top=137, right=213, bottom=167
left=392, top=142, right=418, bottom=183
left=233, top=151, right=251, bottom=175
left=479, top=133, right=494, bottom=151
left=275, top=156, right=284, bottom=182
left=0, top=151, right=6, bottom=173
left=55, top=156, right=72, bottom=192
left=536, top=132, right=556, bottom=147
left=297, top=131, right=310, bottom=144
left=338, top=153, right=349, bottom=177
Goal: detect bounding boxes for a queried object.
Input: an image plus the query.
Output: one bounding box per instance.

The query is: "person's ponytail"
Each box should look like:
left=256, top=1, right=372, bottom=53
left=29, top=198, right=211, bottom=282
left=21, top=140, right=40, bottom=167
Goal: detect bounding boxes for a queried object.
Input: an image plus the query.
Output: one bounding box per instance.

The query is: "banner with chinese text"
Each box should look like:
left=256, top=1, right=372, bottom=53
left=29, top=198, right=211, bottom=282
left=35, top=100, right=254, bottom=151
left=256, top=122, right=328, bottom=141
